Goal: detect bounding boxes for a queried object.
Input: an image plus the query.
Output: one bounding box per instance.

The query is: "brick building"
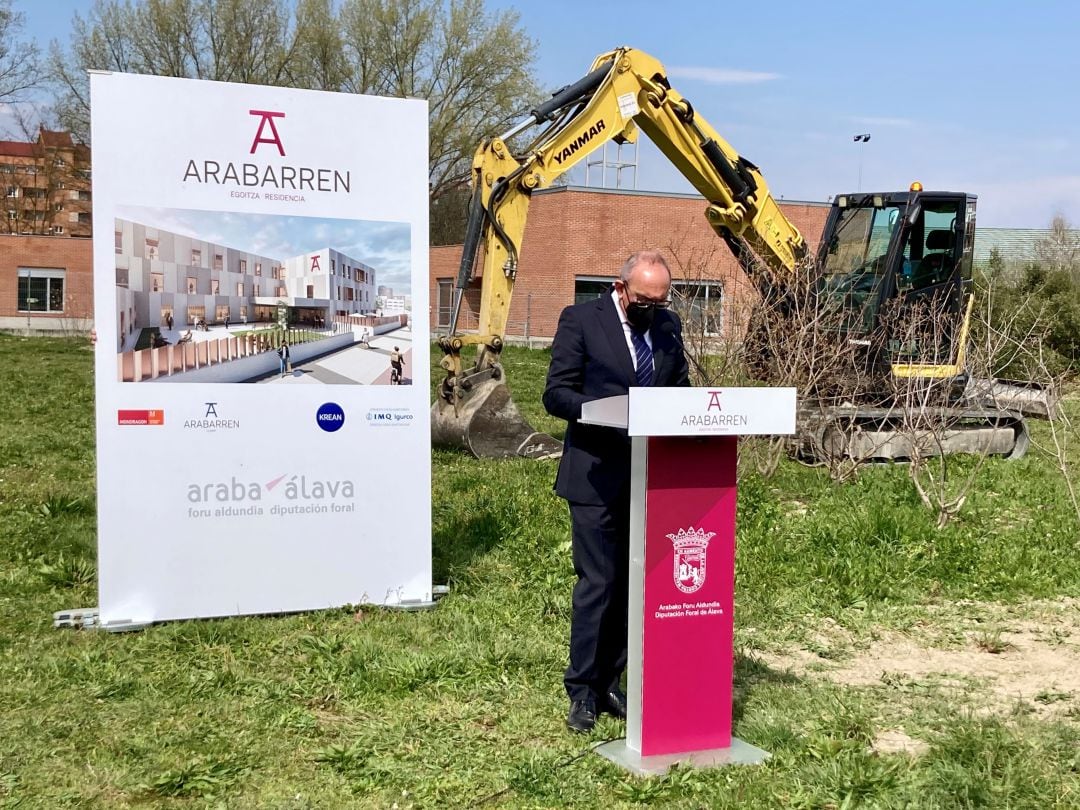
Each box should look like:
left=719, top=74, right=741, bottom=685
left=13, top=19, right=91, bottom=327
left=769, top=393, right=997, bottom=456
left=0, top=128, right=92, bottom=238
left=430, top=186, right=832, bottom=343
left=0, top=235, right=93, bottom=334
left=0, top=128, right=94, bottom=334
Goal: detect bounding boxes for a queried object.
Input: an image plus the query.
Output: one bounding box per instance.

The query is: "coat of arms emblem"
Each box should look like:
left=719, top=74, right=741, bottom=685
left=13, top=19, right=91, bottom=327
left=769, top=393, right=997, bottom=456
left=667, top=526, right=715, bottom=594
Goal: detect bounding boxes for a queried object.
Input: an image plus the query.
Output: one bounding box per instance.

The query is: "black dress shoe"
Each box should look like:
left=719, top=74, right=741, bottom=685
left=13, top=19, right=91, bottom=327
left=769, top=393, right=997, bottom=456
left=566, top=699, right=597, bottom=733
left=603, top=688, right=628, bottom=719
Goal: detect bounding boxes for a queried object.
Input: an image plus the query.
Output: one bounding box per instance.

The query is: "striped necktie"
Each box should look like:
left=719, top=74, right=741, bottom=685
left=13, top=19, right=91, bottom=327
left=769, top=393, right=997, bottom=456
left=630, top=327, right=654, bottom=387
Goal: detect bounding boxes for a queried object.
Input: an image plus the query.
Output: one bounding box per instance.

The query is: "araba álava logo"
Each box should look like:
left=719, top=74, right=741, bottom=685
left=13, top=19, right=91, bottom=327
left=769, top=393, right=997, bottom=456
left=186, top=474, right=356, bottom=504
left=186, top=472, right=357, bottom=519
left=317, top=402, right=345, bottom=432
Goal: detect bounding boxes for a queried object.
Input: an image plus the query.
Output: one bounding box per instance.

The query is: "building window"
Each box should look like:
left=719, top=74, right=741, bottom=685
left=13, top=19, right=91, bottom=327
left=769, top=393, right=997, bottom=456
left=573, top=277, right=612, bottom=305
left=306, top=284, right=314, bottom=298
left=78, top=190, right=91, bottom=201
left=255, top=262, right=262, bottom=276
left=187, top=277, right=197, bottom=294
left=8, top=211, right=17, bottom=221
left=671, top=281, right=723, bottom=336
left=187, top=306, right=205, bottom=325
left=191, top=248, right=201, bottom=266
left=145, top=238, right=159, bottom=260
left=151, top=272, right=164, bottom=292
left=215, top=305, right=230, bottom=322
left=51, top=225, right=64, bottom=235
left=54, top=203, right=63, bottom=212
left=213, top=253, right=223, bottom=271
left=236, top=282, right=244, bottom=296
left=211, top=279, right=220, bottom=295
left=17, top=268, right=65, bottom=312
left=5, top=186, right=16, bottom=198
left=114, top=230, right=122, bottom=253
left=239, top=259, right=247, bottom=274
left=331, top=259, right=335, bottom=275
left=77, top=212, right=90, bottom=223
left=437, top=279, right=454, bottom=328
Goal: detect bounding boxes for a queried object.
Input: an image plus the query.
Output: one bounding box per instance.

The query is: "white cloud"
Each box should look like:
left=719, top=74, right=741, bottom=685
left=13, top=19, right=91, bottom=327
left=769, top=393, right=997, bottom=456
left=666, top=66, right=781, bottom=85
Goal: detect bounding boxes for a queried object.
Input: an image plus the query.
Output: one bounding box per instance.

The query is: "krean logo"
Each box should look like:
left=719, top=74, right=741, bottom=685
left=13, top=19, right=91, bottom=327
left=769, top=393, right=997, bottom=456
left=317, top=402, right=345, bottom=432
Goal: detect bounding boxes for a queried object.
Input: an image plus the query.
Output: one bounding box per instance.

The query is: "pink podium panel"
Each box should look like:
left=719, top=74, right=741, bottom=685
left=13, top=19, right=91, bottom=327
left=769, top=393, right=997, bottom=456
left=584, top=388, right=794, bottom=774
left=639, top=435, right=737, bottom=756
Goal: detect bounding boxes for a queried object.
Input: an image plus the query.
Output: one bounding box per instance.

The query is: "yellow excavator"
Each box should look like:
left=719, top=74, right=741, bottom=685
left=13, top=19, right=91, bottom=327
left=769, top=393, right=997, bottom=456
left=431, top=46, right=1053, bottom=461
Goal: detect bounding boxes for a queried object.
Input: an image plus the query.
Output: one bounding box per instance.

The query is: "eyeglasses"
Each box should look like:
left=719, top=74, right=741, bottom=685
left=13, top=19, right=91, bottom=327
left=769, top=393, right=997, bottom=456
left=624, top=287, right=671, bottom=309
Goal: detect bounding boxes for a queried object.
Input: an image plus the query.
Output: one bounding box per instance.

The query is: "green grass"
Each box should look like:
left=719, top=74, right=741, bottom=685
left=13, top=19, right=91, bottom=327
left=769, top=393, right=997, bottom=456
left=1, top=333, right=1078, bottom=807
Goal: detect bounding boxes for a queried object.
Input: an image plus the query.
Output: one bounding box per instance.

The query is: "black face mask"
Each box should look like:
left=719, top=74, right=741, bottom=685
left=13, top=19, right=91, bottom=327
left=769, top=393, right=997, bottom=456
left=626, top=302, right=655, bottom=331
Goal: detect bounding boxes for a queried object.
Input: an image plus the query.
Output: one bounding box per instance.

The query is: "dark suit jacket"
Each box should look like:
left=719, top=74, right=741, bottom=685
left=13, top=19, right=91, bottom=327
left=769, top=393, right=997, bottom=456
left=543, top=292, right=691, bottom=506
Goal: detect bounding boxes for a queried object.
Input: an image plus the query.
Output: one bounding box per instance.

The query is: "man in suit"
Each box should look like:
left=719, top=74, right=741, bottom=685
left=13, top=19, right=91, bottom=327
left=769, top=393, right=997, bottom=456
left=543, top=250, right=691, bottom=733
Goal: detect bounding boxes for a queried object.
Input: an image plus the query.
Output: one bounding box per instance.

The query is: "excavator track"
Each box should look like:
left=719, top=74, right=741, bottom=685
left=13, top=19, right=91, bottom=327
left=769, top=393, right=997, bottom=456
left=793, top=405, right=1029, bottom=463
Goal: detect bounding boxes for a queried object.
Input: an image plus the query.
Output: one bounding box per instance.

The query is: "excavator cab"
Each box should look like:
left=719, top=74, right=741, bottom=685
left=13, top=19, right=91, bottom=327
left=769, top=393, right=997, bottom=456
left=816, top=190, right=973, bottom=373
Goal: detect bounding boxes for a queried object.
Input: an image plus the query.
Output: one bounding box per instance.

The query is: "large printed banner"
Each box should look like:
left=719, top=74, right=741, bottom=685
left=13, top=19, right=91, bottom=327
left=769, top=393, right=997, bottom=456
left=91, top=72, right=431, bottom=624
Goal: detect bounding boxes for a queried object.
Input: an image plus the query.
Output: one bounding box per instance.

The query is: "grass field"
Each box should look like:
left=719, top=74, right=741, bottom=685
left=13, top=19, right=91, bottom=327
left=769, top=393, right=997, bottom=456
left=1, top=333, right=1078, bottom=808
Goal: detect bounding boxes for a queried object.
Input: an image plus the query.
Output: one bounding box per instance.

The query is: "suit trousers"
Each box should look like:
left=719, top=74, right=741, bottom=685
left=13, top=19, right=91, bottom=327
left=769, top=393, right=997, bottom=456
left=565, top=494, right=630, bottom=702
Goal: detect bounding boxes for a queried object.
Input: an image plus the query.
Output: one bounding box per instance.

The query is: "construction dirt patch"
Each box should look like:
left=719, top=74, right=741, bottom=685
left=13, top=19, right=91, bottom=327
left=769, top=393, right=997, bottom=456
left=755, top=599, right=1080, bottom=722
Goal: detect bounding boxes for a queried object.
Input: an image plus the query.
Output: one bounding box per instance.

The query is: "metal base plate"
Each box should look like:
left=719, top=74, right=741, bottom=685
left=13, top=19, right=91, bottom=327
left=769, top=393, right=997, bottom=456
left=594, top=737, right=770, bottom=776
left=53, top=608, right=152, bottom=633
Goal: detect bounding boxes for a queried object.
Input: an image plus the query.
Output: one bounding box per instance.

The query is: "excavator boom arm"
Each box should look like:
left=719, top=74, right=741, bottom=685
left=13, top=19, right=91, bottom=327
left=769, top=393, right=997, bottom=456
left=434, top=47, right=808, bottom=459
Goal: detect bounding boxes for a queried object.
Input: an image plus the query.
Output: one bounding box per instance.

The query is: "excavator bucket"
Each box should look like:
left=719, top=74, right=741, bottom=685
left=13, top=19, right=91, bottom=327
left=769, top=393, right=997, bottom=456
left=431, top=375, right=563, bottom=460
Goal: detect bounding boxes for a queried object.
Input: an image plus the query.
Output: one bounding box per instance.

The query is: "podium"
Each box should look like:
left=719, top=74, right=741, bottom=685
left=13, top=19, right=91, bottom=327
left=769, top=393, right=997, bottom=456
left=581, top=387, right=796, bottom=776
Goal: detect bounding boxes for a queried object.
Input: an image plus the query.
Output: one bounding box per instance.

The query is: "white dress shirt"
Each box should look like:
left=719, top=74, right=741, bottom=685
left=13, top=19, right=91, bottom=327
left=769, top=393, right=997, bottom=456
left=610, top=288, right=653, bottom=372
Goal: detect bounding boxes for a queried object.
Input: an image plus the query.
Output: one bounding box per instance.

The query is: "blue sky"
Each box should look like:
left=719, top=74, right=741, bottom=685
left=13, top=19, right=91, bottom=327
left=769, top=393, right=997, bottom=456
left=16, top=0, right=1080, bottom=228
left=116, top=206, right=413, bottom=293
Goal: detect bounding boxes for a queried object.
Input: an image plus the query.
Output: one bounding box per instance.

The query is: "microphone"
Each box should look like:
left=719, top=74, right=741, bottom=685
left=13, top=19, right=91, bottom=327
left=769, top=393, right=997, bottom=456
left=660, top=320, right=711, bottom=383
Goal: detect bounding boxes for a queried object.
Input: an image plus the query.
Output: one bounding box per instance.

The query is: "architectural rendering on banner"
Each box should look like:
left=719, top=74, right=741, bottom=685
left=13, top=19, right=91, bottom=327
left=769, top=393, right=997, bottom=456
left=113, top=209, right=413, bottom=385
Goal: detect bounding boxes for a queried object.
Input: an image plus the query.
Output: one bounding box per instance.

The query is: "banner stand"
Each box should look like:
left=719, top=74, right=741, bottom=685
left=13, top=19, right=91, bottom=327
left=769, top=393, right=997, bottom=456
left=54, top=585, right=451, bottom=629
left=53, top=608, right=149, bottom=633
left=581, top=388, right=796, bottom=777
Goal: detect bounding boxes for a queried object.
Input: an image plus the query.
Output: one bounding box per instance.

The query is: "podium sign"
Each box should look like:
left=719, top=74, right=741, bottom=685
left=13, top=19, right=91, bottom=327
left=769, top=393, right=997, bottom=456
left=634, top=435, right=738, bottom=755
left=586, top=387, right=796, bottom=775
left=627, top=386, right=796, bottom=437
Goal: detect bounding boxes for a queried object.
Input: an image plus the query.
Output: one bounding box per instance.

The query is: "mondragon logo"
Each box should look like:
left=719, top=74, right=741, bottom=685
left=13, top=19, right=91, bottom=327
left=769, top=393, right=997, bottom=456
left=552, top=119, right=606, bottom=165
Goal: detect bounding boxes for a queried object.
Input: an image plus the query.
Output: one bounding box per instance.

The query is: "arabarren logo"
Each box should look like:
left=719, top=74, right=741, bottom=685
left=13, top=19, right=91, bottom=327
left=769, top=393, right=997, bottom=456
left=184, top=401, right=240, bottom=431
left=180, top=107, right=350, bottom=196
left=249, top=109, right=286, bottom=156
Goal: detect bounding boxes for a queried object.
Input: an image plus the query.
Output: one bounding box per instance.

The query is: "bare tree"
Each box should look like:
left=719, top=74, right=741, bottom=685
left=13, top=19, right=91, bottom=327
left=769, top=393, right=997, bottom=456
left=0, top=0, right=39, bottom=103
left=1033, top=214, right=1080, bottom=280
left=48, top=0, right=541, bottom=211
left=663, top=232, right=881, bottom=480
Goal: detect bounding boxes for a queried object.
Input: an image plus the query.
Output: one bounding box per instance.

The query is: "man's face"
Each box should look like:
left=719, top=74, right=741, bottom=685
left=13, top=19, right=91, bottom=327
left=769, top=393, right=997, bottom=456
left=615, top=262, right=672, bottom=314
